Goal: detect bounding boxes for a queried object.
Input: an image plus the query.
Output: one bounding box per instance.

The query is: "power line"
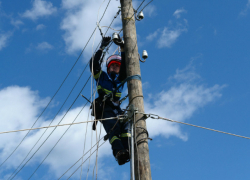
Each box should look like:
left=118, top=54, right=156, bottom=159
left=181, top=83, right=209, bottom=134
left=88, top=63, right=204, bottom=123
left=136, top=0, right=146, bottom=11
left=80, top=108, right=91, bottom=180
left=143, top=113, right=250, bottom=140
left=0, top=116, right=119, bottom=135
left=7, top=62, right=92, bottom=180
left=9, top=76, right=91, bottom=180
left=138, top=0, right=153, bottom=13
left=1, top=0, right=116, bottom=170
left=1, top=12, right=102, bottom=172
left=58, top=137, right=105, bottom=180
left=66, top=141, right=106, bottom=180
left=8, top=1, right=146, bottom=178
left=6, top=1, right=116, bottom=178
left=24, top=7, right=121, bottom=179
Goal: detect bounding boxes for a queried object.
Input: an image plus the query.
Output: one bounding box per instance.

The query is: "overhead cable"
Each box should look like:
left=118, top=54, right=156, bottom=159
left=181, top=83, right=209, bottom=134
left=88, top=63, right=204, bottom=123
left=0, top=116, right=119, bottom=135
left=7, top=0, right=116, bottom=177
left=138, top=0, right=153, bottom=13
left=58, top=137, right=105, bottom=179
left=25, top=7, right=120, bottom=178
left=1, top=5, right=107, bottom=170
left=66, top=141, right=106, bottom=180
left=143, top=113, right=250, bottom=140
left=10, top=76, right=91, bottom=180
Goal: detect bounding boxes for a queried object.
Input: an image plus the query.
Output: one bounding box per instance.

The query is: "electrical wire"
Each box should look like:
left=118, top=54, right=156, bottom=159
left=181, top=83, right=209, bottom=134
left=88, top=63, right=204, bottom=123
left=9, top=76, right=91, bottom=180
left=87, top=3, right=119, bottom=176
left=0, top=116, right=119, bottom=135
left=58, top=137, right=105, bottom=180
left=1, top=11, right=98, bottom=173
left=136, top=0, right=146, bottom=11
left=101, top=26, right=122, bottom=31
left=86, top=116, right=94, bottom=180
left=80, top=108, right=91, bottom=180
left=140, top=113, right=250, bottom=140
left=11, top=0, right=148, bottom=179
left=138, top=0, right=153, bottom=13
left=7, top=60, right=91, bottom=180
left=1, top=0, right=117, bottom=171
left=67, top=141, right=106, bottom=180
left=25, top=9, right=118, bottom=179
left=26, top=101, right=90, bottom=180
left=8, top=1, right=118, bottom=178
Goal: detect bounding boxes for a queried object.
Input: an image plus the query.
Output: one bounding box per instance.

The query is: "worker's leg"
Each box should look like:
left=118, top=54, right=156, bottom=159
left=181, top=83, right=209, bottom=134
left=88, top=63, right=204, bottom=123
left=120, top=121, right=131, bottom=153
left=101, top=107, right=124, bottom=157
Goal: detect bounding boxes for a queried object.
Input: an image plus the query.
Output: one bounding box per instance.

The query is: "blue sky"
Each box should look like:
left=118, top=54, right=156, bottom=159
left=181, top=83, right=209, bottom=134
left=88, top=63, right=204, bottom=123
left=1, top=0, right=250, bottom=179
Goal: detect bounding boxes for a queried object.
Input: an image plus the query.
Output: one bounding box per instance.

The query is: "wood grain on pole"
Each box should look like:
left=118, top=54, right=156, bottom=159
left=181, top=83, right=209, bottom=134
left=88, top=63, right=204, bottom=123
left=120, top=0, right=152, bottom=180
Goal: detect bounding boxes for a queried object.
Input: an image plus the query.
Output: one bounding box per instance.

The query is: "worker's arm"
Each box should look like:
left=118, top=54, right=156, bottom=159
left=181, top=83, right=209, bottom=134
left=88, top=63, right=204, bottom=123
left=89, top=49, right=103, bottom=77
left=89, top=37, right=111, bottom=78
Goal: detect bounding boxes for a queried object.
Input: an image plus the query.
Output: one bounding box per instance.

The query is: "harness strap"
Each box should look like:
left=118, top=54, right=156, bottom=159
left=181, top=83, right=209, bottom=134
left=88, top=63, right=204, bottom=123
left=103, top=75, right=141, bottom=102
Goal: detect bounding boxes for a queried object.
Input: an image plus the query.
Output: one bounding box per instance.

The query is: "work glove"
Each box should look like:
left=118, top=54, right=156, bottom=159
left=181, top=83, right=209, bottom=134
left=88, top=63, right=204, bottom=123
left=113, top=34, right=124, bottom=48
left=100, top=36, right=111, bottom=50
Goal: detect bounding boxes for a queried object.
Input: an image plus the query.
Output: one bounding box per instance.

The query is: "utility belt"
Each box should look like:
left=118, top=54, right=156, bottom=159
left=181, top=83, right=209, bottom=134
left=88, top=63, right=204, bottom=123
left=91, top=97, right=122, bottom=131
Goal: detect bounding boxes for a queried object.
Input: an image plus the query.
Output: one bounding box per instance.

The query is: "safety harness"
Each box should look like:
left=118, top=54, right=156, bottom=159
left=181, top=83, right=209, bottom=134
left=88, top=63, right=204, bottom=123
left=91, top=74, right=141, bottom=131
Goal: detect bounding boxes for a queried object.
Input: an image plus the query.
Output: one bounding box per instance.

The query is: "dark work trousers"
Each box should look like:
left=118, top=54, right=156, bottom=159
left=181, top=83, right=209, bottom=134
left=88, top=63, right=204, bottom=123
left=100, top=104, right=131, bottom=157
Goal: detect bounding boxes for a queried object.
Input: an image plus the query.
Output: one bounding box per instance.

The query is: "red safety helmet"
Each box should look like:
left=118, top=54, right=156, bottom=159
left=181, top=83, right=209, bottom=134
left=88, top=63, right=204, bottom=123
left=106, top=55, right=121, bottom=70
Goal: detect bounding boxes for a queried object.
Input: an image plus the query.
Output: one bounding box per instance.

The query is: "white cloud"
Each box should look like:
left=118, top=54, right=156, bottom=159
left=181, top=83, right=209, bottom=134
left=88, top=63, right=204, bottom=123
left=145, top=64, right=225, bottom=140
left=240, top=0, right=250, bottom=16
left=157, top=27, right=187, bottom=48
left=143, top=5, right=157, bottom=17
left=146, top=30, right=159, bottom=41
left=22, top=0, right=57, bottom=20
left=36, top=24, right=46, bottom=30
left=10, top=19, right=24, bottom=29
left=60, top=0, right=121, bottom=59
left=0, top=32, right=12, bottom=51
left=0, top=86, right=111, bottom=179
left=173, top=8, right=187, bottom=19
left=36, top=42, right=53, bottom=50
left=146, top=12, right=188, bottom=48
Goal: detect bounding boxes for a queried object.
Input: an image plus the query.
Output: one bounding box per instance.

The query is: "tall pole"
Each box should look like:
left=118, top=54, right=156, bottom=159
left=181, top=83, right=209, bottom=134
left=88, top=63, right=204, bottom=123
left=120, top=0, right=152, bottom=180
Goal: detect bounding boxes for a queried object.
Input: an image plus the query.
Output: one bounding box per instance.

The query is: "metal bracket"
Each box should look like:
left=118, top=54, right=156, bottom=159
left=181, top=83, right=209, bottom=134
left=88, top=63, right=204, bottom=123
left=127, top=104, right=138, bottom=119
left=118, top=114, right=129, bottom=123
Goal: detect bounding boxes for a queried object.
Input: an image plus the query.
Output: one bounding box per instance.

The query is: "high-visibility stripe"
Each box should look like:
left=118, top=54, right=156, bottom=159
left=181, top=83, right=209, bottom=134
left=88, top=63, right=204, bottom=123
left=98, top=86, right=122, bottom=97
left=110, top=136, right=120, bottom=144
left=115, top=93, right=121, bottom=97
left=97, top=85, right=122, bottom=98
left=120, top=133, right=131, bottom=138
left=94, top=71, right=102, bottom=79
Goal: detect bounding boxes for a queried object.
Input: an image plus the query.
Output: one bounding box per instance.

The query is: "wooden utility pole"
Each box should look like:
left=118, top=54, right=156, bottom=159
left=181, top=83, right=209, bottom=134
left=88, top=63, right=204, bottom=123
left=120, top=0, right=152, bottom=180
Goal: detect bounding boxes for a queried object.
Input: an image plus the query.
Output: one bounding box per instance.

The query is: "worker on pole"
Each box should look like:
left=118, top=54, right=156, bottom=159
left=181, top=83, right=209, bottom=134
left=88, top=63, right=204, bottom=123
left=89, top=36, right=131, bottom=165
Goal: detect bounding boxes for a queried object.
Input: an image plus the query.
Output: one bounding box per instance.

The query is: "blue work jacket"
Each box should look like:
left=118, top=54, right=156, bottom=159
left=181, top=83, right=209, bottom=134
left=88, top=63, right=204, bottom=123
left=90, top=50, right=126, bottom=102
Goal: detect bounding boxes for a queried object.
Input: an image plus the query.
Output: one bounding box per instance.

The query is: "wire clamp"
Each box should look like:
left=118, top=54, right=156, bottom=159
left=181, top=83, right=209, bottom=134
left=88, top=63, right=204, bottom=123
left=147, top=113, right=160, bottom=119
left=118, top=114, right=128, bottom=123
left=127, top=105, right=138, bottom=119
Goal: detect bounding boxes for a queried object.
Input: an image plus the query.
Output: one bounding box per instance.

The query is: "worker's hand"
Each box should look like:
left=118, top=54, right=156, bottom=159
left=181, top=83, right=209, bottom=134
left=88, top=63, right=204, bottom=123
left=113, top=34, right=124, bottom=48
left=100, top=36, right=111, bottom=50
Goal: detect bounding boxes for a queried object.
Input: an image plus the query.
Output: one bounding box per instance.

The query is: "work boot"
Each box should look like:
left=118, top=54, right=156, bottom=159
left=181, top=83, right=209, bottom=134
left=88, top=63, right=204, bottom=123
left=115, top=149, right=130, bottom=165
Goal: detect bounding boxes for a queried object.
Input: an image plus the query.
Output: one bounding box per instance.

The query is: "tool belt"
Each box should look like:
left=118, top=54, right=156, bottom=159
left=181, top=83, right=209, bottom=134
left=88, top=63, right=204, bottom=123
left=91, top=97, right=123, bottom=131
left=90, top=97, right=103, bottom=131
